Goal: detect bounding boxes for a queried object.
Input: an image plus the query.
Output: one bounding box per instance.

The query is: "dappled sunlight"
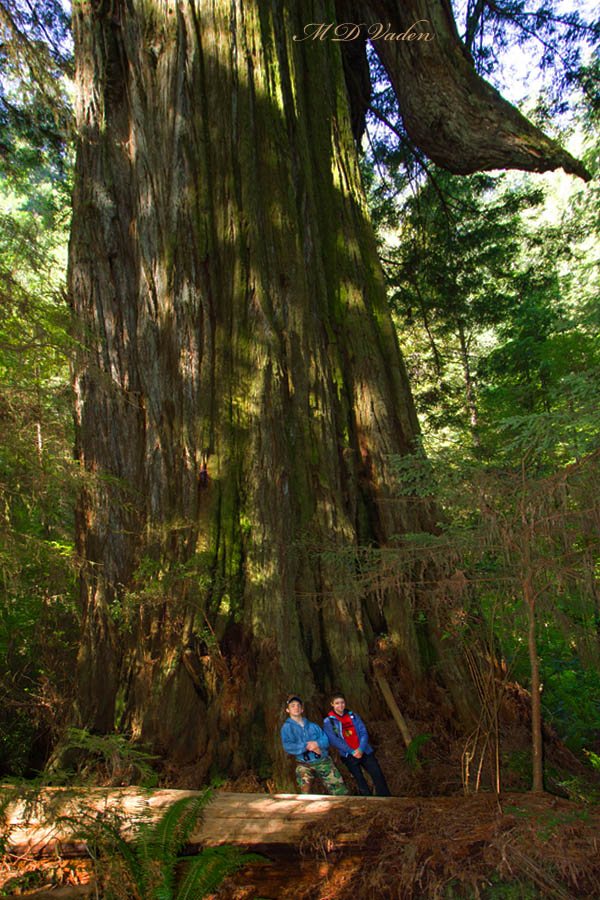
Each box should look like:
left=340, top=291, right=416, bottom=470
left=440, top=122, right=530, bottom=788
left=3, top=6, right=600, bottom=899
left=3, top=0, right=591, bottom=811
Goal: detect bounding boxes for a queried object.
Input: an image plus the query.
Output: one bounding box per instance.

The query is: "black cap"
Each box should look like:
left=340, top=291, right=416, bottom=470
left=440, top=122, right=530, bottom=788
left=285, top=694, right=303, bottom=706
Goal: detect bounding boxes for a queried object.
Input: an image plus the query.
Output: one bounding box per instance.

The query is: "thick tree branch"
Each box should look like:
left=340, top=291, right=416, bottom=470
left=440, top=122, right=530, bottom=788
left=359, top=0, right=590, bottom=180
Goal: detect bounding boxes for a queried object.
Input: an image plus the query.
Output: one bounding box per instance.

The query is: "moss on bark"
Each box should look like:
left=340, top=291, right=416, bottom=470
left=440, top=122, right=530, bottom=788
left=68, top=0, right=581, bottom=781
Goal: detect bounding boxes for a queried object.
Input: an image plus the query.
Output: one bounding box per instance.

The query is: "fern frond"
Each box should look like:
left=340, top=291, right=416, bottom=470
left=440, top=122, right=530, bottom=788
left=60, top=811, right=144, bottom=898
left=0, top=787, right=19, bottom=856
left=145, top=790, right=212, bottom=861
left=176, top=846, right=265, bottom=900
left=132, top=790, right=212, bottom=899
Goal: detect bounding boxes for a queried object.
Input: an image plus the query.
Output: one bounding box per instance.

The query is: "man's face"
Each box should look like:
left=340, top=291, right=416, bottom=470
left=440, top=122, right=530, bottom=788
left=332, top=697, right=346, bottom=715
left=287, top=700, right=303, bottom=717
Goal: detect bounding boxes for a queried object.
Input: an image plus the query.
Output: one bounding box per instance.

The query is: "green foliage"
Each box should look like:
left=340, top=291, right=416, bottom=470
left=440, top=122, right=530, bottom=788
left=380, top=163, right=599, bottom=460
left=0, top=868, right=47, bottom=897
left=0, top=785, right=19, bottom=858
left=70, top=791, right=264, bottom=900
left=0, top=0, right=77, bottom=779
left=479, top=876, right=539, bottom=899
left=404, top=732, right=433, bottom=770
left=60, top=728, right=160, bottom=788
left=452, top=0, right=600, bottom=121
left=554, top=773, right=599, bottom=805
left=0, top=0, right=72, bottom=177
left=362, top=431, right=600, bottom=784
left=176, top=845, right=264, bottom=900
left=530, top=645, right=600, bottom=753
left=585, top=749, right=600, bottom=771
left=444, top=876, right=540, bottom=899
left=0, top=568, right=78, bottom=775
left=389, top=446, right=435, bottom=498
left=360, top=62, right=600, bottom=778
left=503, top=752, right=533, bottom=783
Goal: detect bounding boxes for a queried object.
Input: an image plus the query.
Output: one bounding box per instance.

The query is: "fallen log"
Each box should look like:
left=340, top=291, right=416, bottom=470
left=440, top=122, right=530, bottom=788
left=1, top=787, right=395, bottom=858
left=5, top=790, right=600, bottom=900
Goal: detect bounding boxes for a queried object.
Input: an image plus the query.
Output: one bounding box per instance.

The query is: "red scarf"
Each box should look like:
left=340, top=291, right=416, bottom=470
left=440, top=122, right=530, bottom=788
left=331, top=710, right=359, bottom=750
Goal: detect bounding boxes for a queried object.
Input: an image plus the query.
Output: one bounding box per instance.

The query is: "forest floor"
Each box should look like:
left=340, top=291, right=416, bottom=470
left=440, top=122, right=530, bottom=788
left=214, top=791, right=600, bottom=899
left=2, top=791, right=599, bottom=899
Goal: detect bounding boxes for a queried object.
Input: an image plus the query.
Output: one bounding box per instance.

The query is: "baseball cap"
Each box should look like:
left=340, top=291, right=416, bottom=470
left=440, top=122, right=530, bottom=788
left=285, top=694, right=303, bottom=706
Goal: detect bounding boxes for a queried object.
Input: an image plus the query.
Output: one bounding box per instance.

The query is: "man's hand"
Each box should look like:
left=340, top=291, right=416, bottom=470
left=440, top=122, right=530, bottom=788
left=352, top=749, right=363, bottom=759
left=306, top=740, right=321, bottom=755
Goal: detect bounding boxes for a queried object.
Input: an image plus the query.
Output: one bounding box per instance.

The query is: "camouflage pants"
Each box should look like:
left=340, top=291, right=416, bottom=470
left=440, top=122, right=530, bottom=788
left=295, top=756, right=349, bottom=795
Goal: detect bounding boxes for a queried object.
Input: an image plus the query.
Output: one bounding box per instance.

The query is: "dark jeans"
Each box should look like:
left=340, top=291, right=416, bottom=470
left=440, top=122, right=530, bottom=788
left=341, top=751, right=390, bottom=796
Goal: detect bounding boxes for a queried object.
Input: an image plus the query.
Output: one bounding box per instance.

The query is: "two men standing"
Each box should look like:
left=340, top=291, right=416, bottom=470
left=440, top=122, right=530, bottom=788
left=280, top=692, right=390, bottom=796
left=280, top=695, right=349, bottom=795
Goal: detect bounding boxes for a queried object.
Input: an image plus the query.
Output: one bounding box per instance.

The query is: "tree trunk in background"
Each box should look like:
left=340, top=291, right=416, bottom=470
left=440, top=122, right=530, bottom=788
left=457, top=322, right=480, bottom=448
left=525, top=578, right=544, bottom=792
left=68, top=0, right=585, bottom=782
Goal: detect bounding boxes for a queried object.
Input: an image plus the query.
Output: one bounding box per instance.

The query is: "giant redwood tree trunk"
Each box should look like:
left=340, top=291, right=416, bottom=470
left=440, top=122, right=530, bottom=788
left=69, top=0, right=585, bottom=782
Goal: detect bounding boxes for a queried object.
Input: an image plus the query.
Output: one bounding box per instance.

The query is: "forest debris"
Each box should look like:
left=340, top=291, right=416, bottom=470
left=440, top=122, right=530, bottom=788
left=0, top=854, right=93, bottom=897
left=296, top=792, right=600, bottom=899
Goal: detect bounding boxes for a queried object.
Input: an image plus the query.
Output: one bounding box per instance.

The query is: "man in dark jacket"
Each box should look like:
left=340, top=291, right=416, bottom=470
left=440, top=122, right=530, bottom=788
left=323, top=692, right=390, bottom=796
left=281, top=694, right=349, bottom=795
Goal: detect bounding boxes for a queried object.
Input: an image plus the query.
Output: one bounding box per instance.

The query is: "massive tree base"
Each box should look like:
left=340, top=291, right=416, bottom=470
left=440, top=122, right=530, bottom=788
left=68, top=0, right=588, bottom=781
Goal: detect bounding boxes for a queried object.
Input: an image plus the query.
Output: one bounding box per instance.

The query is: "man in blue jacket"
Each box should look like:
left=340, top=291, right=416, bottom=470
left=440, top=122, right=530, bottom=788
left=323, top=692, right=390, bottom=796
left=281, top=694, right=349, bottom=795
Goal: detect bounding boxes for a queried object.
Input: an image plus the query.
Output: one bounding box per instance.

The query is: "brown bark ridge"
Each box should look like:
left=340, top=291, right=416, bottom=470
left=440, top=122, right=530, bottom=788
left=361, top=0, right=590, bottom=179
left=68, top=0, right=583, bottom=783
